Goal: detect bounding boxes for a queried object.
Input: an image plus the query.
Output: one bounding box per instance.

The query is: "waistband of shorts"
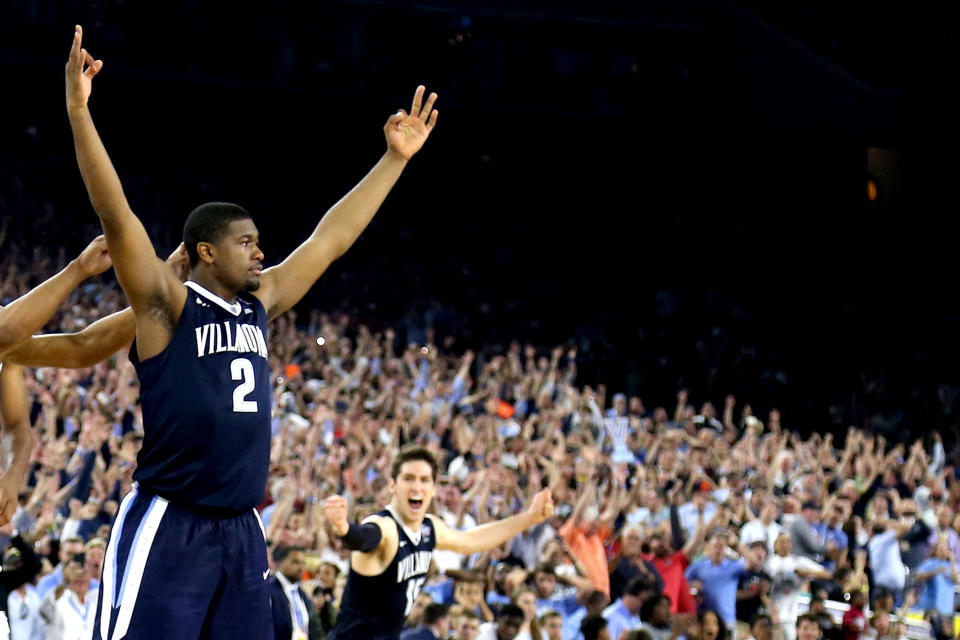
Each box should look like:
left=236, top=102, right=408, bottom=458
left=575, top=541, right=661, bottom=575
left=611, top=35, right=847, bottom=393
left=135, top=483, right=252, bottom=520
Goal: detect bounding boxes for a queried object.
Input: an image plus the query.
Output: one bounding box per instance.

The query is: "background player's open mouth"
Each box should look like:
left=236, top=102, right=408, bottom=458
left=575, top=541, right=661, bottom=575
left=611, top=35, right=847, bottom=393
left=409, top=498, right=423, bottom=509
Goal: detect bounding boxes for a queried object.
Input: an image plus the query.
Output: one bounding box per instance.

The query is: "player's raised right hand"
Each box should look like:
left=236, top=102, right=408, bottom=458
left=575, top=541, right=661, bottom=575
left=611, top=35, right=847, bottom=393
left=65, top=25, right=103, bottom=112
left=324, top=495, right=350, bottom=537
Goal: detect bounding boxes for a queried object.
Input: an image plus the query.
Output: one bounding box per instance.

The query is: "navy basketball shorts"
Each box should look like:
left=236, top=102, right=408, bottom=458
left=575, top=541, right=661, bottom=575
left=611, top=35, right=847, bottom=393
left=92, top=484, right=273, bottom=640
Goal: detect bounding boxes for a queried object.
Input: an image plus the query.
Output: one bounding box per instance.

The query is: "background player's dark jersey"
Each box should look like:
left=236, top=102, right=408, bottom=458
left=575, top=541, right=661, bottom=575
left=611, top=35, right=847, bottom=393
left=330, top=508, right=436, bottom=640
left=130, top=281, right=271, bottom=514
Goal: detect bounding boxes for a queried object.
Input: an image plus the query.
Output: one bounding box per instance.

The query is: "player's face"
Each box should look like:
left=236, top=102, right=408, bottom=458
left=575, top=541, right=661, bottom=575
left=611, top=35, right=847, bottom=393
left=215, top=219, right=264, bottom=293
left=392, top=460, right=437, bottom=525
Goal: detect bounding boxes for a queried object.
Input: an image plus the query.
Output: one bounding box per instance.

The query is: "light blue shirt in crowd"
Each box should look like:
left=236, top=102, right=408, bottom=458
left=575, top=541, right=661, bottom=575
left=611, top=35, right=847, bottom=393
left=915, top=557, right=955, bottom=616
left=602, top=598, right=642, bottom=640
left=684, top=557, right=745, bottom=625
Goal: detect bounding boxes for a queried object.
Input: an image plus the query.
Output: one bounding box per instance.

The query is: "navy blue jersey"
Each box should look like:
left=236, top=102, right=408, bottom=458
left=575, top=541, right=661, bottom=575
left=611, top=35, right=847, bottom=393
left=330, top=508, right=436, bottom=640
left=130, top=280, right=271, bottom=514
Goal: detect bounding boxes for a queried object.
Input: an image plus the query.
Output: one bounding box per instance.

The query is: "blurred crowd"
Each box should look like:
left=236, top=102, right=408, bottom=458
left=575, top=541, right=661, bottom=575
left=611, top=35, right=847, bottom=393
left=3, top=243, right=960, bottom=640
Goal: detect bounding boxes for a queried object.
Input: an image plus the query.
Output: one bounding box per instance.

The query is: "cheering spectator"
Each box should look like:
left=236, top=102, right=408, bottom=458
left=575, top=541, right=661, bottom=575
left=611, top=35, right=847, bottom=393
left=684, top=534, right=746, bottom=632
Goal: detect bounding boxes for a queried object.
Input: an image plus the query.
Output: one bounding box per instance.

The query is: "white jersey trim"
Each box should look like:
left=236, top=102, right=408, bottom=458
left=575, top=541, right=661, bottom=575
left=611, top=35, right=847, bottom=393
left=185, top=281, right=243, bottom=316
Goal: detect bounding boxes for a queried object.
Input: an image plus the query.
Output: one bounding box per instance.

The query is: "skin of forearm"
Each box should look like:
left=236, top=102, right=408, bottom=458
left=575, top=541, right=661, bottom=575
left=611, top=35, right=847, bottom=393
left=68, top=106, right=132, bottom=224
left=0, top=261, right=87, bottom=352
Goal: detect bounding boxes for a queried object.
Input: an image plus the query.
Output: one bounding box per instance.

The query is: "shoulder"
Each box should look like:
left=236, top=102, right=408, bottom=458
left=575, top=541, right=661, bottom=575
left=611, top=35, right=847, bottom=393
left=364, top=514, right=400, bottom=538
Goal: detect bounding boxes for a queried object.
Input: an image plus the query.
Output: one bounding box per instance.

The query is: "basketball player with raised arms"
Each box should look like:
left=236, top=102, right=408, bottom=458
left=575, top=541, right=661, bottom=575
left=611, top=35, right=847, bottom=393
left=324, top=445, right=555, bottom=640
left=65, top=25, right=438, bottom=639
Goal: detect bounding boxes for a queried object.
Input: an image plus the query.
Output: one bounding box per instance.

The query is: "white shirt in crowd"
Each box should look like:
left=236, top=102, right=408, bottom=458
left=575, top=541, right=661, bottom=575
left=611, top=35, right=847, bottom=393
left=6, top=585, right=44, bottom=640
left=868, top=530, right=906, bottom=590
left=41, top=586, right=98, bottom=640
left=765, top=554, right=825, bottom=640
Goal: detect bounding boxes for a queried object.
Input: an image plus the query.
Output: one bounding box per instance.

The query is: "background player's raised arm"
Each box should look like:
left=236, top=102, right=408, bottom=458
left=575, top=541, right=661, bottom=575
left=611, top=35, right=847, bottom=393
left=2, top=243, right=189, bottom=369
left=0, top=236, right=113, bottom=357
left=65, top=26, right=184, bottom=330
left=0, top=363, right=34, bottom=525
left=254, top=86, right=438, bottom=319
left=428, top=488, right=555, bottom=555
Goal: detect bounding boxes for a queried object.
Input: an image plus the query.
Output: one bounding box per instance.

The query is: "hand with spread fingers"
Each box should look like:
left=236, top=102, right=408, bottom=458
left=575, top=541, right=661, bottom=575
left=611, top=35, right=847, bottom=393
left=65, top=25, right=103, bottom=112
left=384, top=85, right=439, bottom=161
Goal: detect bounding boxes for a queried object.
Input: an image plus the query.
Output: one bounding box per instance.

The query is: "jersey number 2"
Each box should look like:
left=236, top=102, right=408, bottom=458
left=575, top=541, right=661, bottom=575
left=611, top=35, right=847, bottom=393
left=404, top=577, right=427, bottom=617
left=231, top=358, right=258, bottom=413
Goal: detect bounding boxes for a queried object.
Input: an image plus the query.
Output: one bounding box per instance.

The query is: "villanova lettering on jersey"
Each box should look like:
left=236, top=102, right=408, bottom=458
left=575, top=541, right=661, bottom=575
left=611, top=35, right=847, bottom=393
left=397, top=551, right=431, bottom=583
left=194, top=321, right=268, bottom=358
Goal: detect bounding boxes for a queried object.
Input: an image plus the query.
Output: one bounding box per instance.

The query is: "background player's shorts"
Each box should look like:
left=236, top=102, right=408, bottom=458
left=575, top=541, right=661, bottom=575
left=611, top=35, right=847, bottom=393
left=92, top=484, right=273, bottom=640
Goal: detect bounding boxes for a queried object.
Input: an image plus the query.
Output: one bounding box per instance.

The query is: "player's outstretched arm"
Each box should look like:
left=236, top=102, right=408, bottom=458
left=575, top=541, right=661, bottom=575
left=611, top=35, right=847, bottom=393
left=256, top=86, right=438, bottom=319
left=0, top=363, right=35, bottom=525
left=3, top=244, right=189, bottom=368
left=3, top=308, right=134, bottom=369
left=429, top=489, right=555, bottom=555
left=0, top=237, right=113, bottom=357
left=65, top=26, right=181, bottom=315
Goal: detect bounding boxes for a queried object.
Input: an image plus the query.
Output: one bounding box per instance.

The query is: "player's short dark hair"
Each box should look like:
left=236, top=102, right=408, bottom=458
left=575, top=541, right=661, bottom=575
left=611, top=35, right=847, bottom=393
left=183, top=202, right=252, bottom=267
left=391, top=445, right=439, bottom=481
left=533, top=562, right=556, bottom=577
left=580, top=614, right=608, bottom=640
left=423, top=603, right=448, bottom=626
left=272, top=545, right=304, bottom=564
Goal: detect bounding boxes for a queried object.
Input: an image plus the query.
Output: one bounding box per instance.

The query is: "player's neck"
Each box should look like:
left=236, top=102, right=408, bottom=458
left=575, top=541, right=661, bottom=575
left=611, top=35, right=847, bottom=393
left=189, top=271, right=239, bottom=303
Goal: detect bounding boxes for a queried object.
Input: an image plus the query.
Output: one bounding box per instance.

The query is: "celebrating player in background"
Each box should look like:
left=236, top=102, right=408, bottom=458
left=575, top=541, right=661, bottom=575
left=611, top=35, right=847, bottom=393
left=324, top=445, right=555, bottom=640
left=65, top=24, right=438, bottom=640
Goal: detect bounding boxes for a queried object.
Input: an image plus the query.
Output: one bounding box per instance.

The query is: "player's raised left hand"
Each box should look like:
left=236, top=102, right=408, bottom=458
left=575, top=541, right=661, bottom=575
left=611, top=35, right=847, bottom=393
left=76, top=235, right=113, bottom=277
left=65, top=25, right=103, bottom=112
left=384, top=85, right=438, bottom=161
left=525, top=488, right=555, bottom=525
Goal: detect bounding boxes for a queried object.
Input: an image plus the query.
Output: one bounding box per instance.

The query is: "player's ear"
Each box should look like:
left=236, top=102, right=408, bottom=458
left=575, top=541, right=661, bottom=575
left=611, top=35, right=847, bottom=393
left=196, top=241, right=216, bottom=265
